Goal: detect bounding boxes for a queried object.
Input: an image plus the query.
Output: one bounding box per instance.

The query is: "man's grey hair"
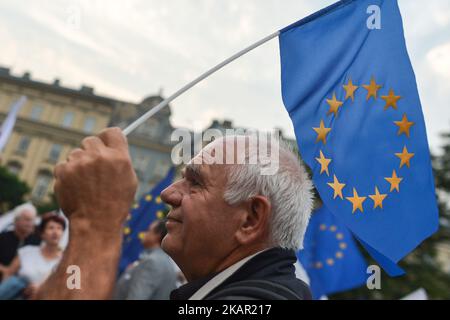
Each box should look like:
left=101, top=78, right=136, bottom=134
left=218, top=135, right=314, bottom=250
left=13, top=203, right=37, bottom=221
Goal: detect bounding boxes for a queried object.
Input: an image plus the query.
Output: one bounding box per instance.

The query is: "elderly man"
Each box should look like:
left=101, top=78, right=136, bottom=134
left=0, top=203, right=40, bottom=280
left=37, top=128, right=313, bottom=300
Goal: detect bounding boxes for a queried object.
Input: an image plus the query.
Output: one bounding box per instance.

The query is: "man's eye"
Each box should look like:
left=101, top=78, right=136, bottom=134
left=190, top=179, right=201, bottom=186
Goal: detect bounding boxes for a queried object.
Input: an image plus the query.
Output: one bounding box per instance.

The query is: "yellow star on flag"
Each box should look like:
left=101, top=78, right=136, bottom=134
left=395, top=146, right=415, bottom=168
left=381, top=89, right=401, bottom=110
left=362, top=77, right=382, bottom=100
left=343, top=78, right=358, bottom=101
left=138, top=232, right=146, bottom=241
left=313, top=120, right=332, bottom=144
left=326, top=92, right=343, bottom=116
left=155, top=196, right=162, bottom=204
left=315, top=150, right=332, bottom=176
left=369, top=186, right=388, bottom=209
left=327, top=175, right=346, bottom=199
left=145, top=194, right=153, bottom=202
left=346, top=188, right=366, bottom=213
left=385, top=170, right=403, bottom=192
left=394, top=114, right=414, bottom=138
left=157, top=210, right=165, bottom=219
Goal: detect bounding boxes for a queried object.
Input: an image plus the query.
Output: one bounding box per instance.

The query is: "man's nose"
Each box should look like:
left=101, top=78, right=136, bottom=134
left=160, top=182, right=183, bottom=207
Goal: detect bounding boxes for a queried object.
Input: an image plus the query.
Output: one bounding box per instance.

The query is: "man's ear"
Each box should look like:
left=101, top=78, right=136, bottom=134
left=235, top=196, right=271, bottom=245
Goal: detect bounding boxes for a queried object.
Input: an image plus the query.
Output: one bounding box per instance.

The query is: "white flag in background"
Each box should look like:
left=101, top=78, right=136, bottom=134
left=401, top=288, right=428, bottom=300
left=0, top=95, right=27, bottom=152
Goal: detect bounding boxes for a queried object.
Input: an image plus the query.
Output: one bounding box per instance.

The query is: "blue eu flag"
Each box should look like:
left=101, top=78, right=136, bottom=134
left=298, top=205, right=368, bottom=299
left=279, top=0, right=438, bottom=273
left=118, top=167, right=175, bottom=274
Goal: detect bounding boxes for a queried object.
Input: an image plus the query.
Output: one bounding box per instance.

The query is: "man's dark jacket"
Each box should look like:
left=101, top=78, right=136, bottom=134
left=170, top=247, right=311, bottom=300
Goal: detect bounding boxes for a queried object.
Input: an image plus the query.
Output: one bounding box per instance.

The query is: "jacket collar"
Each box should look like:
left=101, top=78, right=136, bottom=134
left=170, top=247, right=297, bottom=300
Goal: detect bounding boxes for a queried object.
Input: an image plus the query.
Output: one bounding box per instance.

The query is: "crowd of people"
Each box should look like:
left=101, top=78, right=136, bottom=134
left=1, top=131, right=313, bottom=300
left=0, top=203, right=184, bottom=300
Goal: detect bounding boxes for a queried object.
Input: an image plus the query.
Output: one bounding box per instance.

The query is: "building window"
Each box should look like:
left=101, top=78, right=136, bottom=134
left=6, top=161, right=22, bottom=176
left=62, top=111, right=75, bottom=128
left=133, top=154, right=148, bottom=173
left=153, top=160, right=169, bottom=179
left=137, top=119, right=159, bottom=138
left=32, top=171, right=52, bottom=201
left=135, top=178, right=146, bottom=199
left=16, top=136, right=31, bottom=154
left=30, top=105, right=43, bottom=120
left=48, top=144, right=62, bottom=163
left=83, top=116, right=96, bottom=133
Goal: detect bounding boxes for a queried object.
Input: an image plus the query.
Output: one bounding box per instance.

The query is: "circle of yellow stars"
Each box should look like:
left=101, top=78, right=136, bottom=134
left=313, top=76, right=415, bottom=214
left=312, top=223, right=347, bottom=269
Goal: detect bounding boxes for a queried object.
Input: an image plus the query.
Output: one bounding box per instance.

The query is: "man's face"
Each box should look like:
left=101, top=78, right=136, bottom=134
left=15, top=210, right=36, bottom=235
left=160, top=143, right=245, bottom=280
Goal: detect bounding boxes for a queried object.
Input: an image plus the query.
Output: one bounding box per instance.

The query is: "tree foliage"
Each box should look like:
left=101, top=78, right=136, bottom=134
left=0, top=165, right=30, bottom=213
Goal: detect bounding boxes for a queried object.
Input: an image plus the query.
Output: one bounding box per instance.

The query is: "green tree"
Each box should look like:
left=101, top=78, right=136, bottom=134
left=331, top=133, right=450, bottom=300
left=0, top=165, right=30, bottom=213
left=36, top=193, right=59, bottom=214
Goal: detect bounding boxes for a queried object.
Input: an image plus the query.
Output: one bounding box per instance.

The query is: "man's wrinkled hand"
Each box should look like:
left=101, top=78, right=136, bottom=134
left=53, top=127, right=138, bottom=232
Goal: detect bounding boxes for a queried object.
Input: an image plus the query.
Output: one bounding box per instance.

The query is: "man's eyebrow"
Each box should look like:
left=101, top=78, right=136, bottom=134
left=184, top=163, right=204, bottom=182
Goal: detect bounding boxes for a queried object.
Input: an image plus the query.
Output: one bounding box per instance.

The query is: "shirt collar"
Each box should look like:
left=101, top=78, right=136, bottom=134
left=139, top=248, right=154, bottom=259
left=188, top=249, right=268, bottom=300
left=169, top=249, right=269, bottom=300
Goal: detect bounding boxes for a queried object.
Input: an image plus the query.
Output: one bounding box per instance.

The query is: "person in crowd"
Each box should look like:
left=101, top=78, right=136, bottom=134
left=0, top=203, right=40, bottom=281
left=114, top=219, right=177, bottom=300
left=0, top=212, right=65, bottom=299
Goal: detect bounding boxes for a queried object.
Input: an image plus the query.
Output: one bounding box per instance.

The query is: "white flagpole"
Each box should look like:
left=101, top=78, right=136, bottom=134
left=123, top=31, right=280, bottom=136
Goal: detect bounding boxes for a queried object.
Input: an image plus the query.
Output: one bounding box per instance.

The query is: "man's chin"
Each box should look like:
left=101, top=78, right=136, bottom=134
left=161, top=235, right=178, bottom=258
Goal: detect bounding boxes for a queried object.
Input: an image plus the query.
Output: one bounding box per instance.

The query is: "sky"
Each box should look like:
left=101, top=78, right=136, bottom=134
left=0, top=0, right=449, bottom=153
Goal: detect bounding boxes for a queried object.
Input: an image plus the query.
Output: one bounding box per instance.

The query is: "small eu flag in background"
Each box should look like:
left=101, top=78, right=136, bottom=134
left=279, top=0, right=439, bottom=275
left=298, top=205, right=368, bottom=299
left=118, top=167, right=175, bottom=275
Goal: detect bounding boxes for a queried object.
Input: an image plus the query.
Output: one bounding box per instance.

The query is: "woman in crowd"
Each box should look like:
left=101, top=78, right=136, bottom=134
left=0, top=212, right=65, bottom=299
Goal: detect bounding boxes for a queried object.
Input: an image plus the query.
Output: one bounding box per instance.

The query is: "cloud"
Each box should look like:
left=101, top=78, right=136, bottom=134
left=0, top=0, right=449, bottom=152
left=427, top=42, right=450, bottom=83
